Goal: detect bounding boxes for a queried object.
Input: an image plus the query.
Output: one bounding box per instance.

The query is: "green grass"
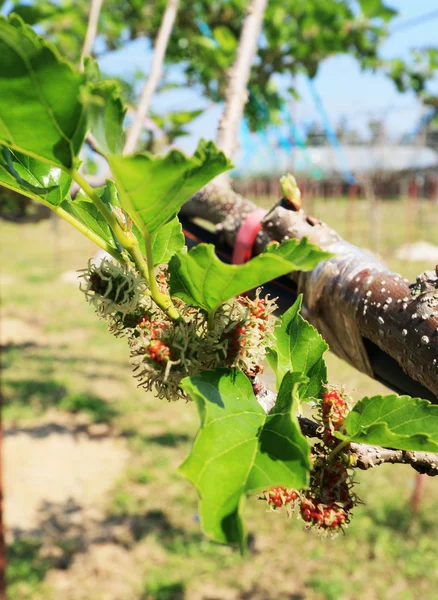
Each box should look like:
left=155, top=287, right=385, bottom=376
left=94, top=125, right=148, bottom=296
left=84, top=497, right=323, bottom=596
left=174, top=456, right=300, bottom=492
left=306, top=574, right=346, bottom=600
left=7, top=538, right=50, bottom=600
left=142, top=577, right=186, bottom=600
left=58, top=391, right=119, bottom=423
left=2, top=197, right=438, bottom=600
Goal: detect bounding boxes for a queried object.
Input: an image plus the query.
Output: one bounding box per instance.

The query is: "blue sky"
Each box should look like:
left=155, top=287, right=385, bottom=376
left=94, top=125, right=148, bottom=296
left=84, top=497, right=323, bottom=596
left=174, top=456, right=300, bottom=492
left=294, top=1, right=438, bottom=139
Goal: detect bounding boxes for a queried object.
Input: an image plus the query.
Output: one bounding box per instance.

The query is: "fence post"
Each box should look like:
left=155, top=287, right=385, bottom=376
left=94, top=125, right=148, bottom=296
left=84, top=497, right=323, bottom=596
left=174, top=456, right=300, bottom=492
left=347, top=183, right=358, bottom=241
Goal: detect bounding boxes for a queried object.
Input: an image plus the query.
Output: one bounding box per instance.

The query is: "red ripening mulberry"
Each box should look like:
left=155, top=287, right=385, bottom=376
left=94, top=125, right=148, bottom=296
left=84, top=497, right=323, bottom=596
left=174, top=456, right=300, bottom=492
left=321, top=389, right=349, bottom=441
left=145, top=339, right=172, bottom=365
left=315, top=459, right=354, bottom=509
left=266, top=487, right=299, bottom=508
left=138, top=313, right=168, bottom=338
left=300, top=496, right=348, bottom=530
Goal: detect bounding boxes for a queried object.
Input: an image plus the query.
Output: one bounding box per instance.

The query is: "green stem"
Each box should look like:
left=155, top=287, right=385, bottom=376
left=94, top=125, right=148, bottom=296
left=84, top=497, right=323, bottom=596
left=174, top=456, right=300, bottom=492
left=0, top=178, right=124, bottom=262
left=70, top=170, right=133, bottom=246
left=144, top=231, right=181, bottom=321
left=52, top=204, right=123, bottom=262
left=70, top=169, right=149, bottom=282
left=129, top=241, right=150, bottom=283
left=71, top=170, right=181, bottom=321
left=328, top=440, right=350, bottom=462
left=207, top=309, right=216, bottom=331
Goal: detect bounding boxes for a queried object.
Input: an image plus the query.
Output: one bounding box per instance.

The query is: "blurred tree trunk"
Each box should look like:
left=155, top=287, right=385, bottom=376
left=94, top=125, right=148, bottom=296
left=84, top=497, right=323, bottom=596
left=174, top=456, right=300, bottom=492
left=124, top=0, right=180, bottom=154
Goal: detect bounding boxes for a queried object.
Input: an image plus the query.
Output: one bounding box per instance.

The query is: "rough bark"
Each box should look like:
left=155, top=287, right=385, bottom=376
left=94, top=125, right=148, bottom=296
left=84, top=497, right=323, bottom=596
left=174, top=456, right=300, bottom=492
left=262, top=202, right=438, bottom=400
left=182, top=182, right=257, bottom=236
left=123, top=0, right=180, bottom=154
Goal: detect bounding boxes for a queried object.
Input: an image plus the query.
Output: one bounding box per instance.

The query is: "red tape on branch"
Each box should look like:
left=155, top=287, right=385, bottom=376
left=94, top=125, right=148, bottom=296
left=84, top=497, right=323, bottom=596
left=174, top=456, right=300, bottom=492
left=232, top=208, right=267, bottom=265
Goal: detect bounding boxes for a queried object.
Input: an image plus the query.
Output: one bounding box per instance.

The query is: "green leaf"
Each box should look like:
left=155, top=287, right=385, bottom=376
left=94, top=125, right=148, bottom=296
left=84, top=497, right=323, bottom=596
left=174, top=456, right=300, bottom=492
left=359, top=0, right=397, bottom=22
left=10, top=2, right=61, bottom=25
left=0, top=15, right=87, bottom=169
left=60, top=196, right=118, bottom=252
left=84, top=75, right=126, bottom=155
left=180, top=369, right=310, bottom=548
left=266, top=295, right=328, bottom=395
left=107, top=139, right=232, bottom=234
left=150, top=217, right=185, bottom=266
left=0, top=148, right=121, bottom=254
left=101, top=179, right=122, bottom=209
left=153, top=109, right=203, bottom=129
left=0, top=147, right=71, bottom=207
left=1, top=147, right=56, bottom=194
left=169, top=239, right=331, bottom=313
left=341, top=394, right=438, bottom=452
left=98, top=181, right=184, bottom=261
left=212, top=26, right=237, bottom=52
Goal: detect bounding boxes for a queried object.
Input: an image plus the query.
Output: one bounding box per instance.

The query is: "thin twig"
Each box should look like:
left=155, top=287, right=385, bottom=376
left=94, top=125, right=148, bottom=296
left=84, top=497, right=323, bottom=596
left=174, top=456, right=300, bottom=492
left=349, top=444, right=438, bottom=476
left=252, top=383, right=438, bottom=477
left=85, top=133, right=106, bottom=157
left=296, top=415, right=438, bottom=475
left=80, top=0, right=105, bottom=71
left=123, top=0, right=180, bottom=154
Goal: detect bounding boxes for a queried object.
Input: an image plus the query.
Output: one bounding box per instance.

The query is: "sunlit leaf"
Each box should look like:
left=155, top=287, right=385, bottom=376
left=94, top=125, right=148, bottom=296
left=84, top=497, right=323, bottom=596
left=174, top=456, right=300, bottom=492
left=359, top=0, right=397, bottom=22
left=84, top=61, right=126, bottom=155
left=180, top=369, right=310, bottom=549
left=0, top=147, right=71, bottom=206
left=212, top=26, right=237, bottom=52
left=61, top=196, right=118, bottom=251
left=150, top=217, right=185, bottom=266
left=266, top=295, right=328, bottom=395
left=340, top=394, right=438, bottom=452
left=107, top=139, right=232, bottom=234
left=0, top=15, right=86, bottom=168
left=169, top=239, right=331, bottom=313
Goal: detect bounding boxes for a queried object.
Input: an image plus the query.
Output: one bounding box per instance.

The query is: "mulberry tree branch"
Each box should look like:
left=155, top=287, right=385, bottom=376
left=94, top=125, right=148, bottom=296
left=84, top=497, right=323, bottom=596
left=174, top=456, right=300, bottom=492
left=181, top=188, right=438, bottom=402
left=349, top=444, right=438, bottom=476
left=261, top=202, right=438, bottom=400
left=298, top=415, right=438, bottom=477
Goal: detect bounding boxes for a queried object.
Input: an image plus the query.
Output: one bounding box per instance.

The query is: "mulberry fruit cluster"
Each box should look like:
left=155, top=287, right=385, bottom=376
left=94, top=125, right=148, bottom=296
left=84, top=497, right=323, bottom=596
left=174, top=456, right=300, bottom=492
left=79, top=259, right=277, bottom=400
left=298, top=448, right=357, bottom=533
left=320, top=389, right=350, bottom=445
left=264, top=487, right=299, bottom=509
left=79, top=259, right=145, bottom=317
left=262, top=389, right=357, bottom=534
left=263, top=458, right=356, bottom=534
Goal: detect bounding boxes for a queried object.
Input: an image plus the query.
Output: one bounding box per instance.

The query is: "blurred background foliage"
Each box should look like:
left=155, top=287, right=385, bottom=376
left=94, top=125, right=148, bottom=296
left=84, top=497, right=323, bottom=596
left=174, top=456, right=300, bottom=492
left=7, top=0, right=438, bottom=131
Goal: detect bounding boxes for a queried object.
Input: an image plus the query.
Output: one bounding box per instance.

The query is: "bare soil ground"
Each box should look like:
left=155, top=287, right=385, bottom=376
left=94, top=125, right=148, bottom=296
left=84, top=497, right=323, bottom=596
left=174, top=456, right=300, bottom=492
left=2, top=316, right=137, bottom=598
left=4, top=413, right=129, bottom=532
